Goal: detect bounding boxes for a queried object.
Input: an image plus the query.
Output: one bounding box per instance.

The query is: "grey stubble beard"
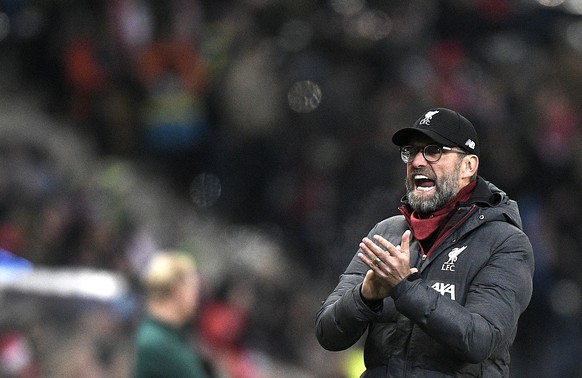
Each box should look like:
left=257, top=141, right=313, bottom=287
left=405, top=160, right=462, bottom=216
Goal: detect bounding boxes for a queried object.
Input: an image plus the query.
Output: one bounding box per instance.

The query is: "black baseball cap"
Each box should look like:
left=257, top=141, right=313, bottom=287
left=392, top=108, right=479, bottom=156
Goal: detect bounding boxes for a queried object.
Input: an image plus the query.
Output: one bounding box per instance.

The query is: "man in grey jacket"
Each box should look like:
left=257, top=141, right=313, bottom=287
left=315, top=108, right=534, bottom=377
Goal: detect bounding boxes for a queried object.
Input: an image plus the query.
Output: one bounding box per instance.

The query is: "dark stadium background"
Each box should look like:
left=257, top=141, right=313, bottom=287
left=0, top=0, right=579, bottom=376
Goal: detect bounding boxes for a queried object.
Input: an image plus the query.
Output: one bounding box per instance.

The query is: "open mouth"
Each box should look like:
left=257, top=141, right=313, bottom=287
left=414, top=174, right=435, bottom=192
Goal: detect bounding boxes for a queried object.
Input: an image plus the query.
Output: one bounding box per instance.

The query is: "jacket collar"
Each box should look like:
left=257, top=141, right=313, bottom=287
left=464, top=176, right=502, bottom=207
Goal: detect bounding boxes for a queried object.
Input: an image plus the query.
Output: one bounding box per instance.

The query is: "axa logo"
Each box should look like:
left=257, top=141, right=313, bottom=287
left=431, top=282, right=456, bottom=301
left=441, top=245, right=467, bottom=272
left=419, top=110, right=439, bottom=125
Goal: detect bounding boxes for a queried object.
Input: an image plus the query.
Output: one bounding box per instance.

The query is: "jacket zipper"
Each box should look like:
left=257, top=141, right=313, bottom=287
left=415, top=253, right=427, bottom=270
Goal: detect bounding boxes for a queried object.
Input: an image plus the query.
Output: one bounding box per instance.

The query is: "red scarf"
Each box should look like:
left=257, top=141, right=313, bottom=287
left=409, top=181, right=477, bottom=241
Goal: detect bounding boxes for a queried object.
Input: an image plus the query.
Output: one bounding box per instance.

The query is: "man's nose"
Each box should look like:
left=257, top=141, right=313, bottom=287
left=410, top=149, right=427, bottom=166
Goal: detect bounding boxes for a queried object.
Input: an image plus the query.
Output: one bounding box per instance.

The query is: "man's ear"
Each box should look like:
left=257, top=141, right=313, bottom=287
left=463, top=155, right=479, bottom=178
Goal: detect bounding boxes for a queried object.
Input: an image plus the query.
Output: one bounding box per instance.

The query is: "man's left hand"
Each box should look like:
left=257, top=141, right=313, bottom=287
left=358, top=230, right=418, bottom=301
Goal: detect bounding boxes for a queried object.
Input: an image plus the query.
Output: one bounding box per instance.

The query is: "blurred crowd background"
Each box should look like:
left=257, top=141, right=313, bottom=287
left=0, top=0, right=581, bottom=377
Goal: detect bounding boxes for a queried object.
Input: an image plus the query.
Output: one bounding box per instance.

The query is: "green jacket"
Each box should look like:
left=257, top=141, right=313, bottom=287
left=135, top=316, right=208, bottom=378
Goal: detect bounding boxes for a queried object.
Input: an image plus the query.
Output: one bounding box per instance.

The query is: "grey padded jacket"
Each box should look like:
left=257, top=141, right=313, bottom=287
left=315, top=178, right=534, bottom=377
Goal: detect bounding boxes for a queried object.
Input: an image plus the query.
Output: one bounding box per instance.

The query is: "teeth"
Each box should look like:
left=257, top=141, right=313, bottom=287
left=413, top=174, right=435, bottom=192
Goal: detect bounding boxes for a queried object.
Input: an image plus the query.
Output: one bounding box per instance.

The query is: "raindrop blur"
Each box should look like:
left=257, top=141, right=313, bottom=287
left=0, top=13, right=10, bottom=42
left=190, top=173, right=222, bottom=208
left=287, top=80, right=322, bottom=113
left=537, top=0, right=565, bottom=6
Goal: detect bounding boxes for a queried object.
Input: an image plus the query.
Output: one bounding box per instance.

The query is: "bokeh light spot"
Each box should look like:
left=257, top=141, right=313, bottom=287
left=564, top=0, right=582, bottom=14
left=190, top=173, right=222, bottom=208
left=330, top=0, right=365, bottom=16
left=287, top=80, right=323, bottom=113
left=481, top=33, right=527, bottom=65
left=351, top=9, right=392, bottom=41
left=399, top=55, right=434, bottom=89
left=550, top=279, right=581, bottom=316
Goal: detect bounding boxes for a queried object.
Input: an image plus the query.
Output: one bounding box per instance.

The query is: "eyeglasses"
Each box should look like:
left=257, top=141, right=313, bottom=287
left=400, top=144, right=467, bottom=164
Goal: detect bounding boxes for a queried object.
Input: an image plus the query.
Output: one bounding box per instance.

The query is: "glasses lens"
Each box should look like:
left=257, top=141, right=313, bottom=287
left=400, top=146, right=416, bottom=163
left=423, top=145, right=442, bottom=162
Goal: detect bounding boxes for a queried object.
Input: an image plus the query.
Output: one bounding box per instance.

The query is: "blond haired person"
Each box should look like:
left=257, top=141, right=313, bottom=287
left=134, top=251, right=209, bottom=378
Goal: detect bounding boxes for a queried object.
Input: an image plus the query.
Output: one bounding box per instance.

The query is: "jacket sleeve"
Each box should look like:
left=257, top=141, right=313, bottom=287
left=390, top=230, right=534, bottom=363
left=314, top=272, right=377, bottom=351
left=314, top=225, right=388, bottom=350
left=315, top=217, right=409, bottom=351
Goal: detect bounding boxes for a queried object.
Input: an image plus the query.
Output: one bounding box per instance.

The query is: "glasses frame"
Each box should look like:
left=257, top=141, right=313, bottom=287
left=400, top=144, right=468, bottom=164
